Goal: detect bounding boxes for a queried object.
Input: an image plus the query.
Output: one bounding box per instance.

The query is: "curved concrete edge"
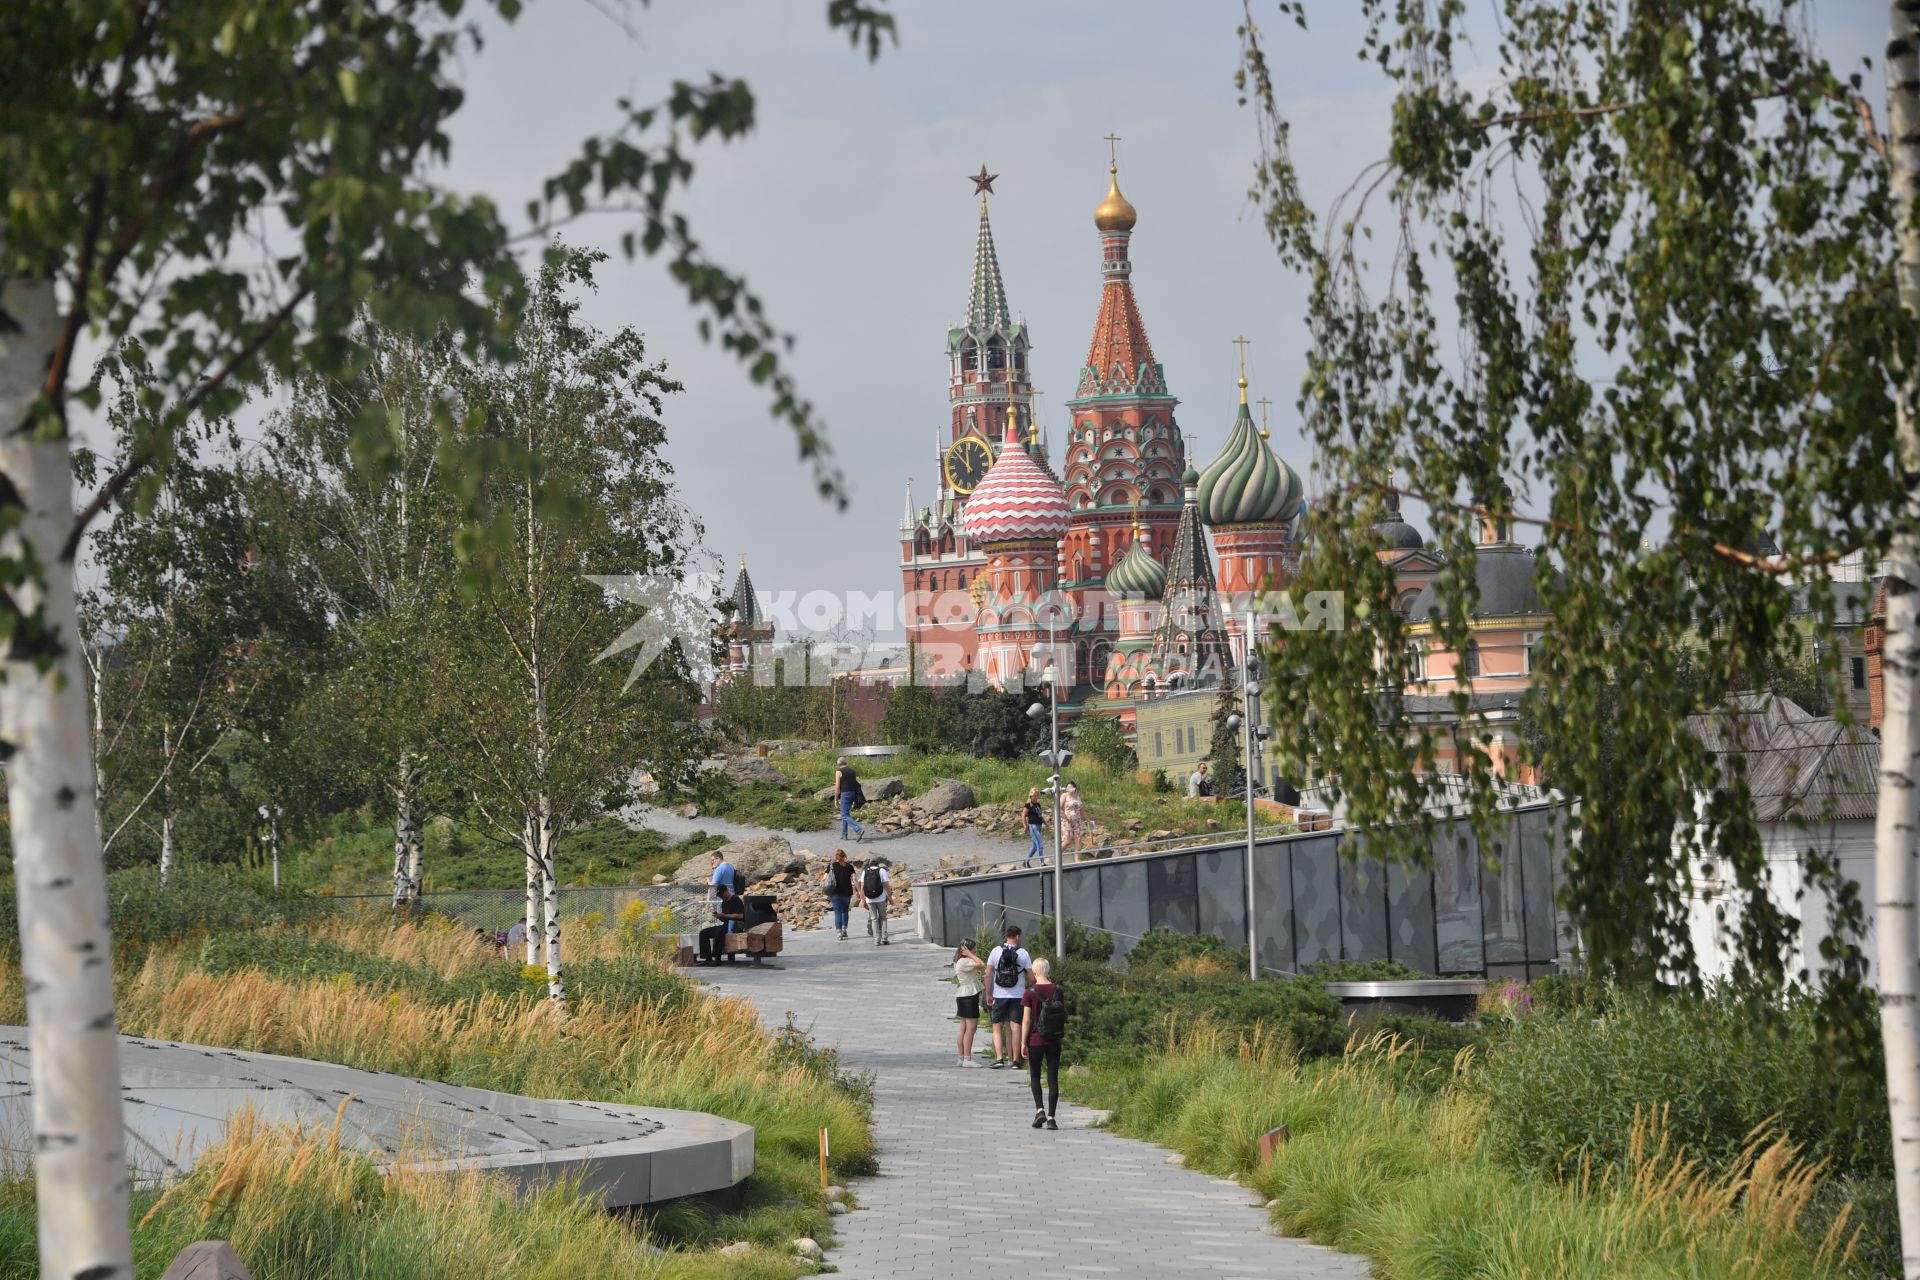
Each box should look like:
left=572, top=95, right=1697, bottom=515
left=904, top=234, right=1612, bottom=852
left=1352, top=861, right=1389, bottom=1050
left=1323, top=979, right=1487, bottom=997
left=402, top=1108, right=755, bottom=1208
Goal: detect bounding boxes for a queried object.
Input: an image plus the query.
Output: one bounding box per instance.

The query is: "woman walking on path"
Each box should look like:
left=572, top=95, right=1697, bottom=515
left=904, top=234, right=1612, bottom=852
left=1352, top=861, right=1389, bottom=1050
left=952, top=940, right=986, bottom=1066
left=821, top=849, right=855, bottom=940
left=1060, top=781, right=1084, bottom=853
left=835, top=756, right=867, bottom=841
left=1022, top=956, right=1067, bottom=1129
left=1023, top=789, right=1045, bottom=865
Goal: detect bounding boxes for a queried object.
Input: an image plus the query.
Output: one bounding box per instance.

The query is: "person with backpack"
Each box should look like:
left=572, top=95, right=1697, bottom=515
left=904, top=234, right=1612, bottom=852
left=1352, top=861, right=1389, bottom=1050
left=820, top=848, right=856, bottom=940
left=834, top=756, right=867, bottom=841
left=1021, top=956, right=1068, bottom=1129
left=708, top=850, right=745, bottom=903
left=1022, top=789, right=1045, bottom=866
left=984, top=925, right=1032, bottom=1068
left=861, top=858, right=891, bottom=945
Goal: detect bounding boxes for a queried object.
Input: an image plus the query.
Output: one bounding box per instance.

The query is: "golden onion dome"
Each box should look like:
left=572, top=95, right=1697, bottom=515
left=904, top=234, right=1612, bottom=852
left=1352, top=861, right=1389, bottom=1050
left=1094, top=164, right=1137, bottom=232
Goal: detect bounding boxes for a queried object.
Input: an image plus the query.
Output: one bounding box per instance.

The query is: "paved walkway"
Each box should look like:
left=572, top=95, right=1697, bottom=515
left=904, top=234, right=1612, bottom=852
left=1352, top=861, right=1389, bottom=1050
left=698, top=925, right=1372, bottom=1279
left=630, top=803, right=1030, bottom=872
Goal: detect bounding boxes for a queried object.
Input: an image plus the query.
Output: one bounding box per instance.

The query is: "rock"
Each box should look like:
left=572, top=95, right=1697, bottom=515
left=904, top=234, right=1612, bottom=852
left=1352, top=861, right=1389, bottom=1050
left=826, top=1201, right=850, bottom=1216
left=722, top=755, right=787, bottom=787
left=650, top=873, right=667, bottom=885
left=719, top=1241, right=752, bottom=1256
left=1082, top=1108, right=1113, bottom=1127
left=1125, top=818, right=1145, bottom=831
left=814, top=775, right=903, bottom=803
left=1266, top=1199, right=1282, bottom=1210
left=916, top=778, right=976, bottom=814
left=1065, top=1064, right=1093, bottom=1078
left=678, top=803, right=699, bottom=819
left=791, top=1238, right=823, bottom=1260
left=161, top=1242, right=254, bottom=1280
left=673, top=835, right=795, bottom=886
left=1165, top=1153, right=1185, bottom=1167
left=825, top=1184, right=846, bottom=1200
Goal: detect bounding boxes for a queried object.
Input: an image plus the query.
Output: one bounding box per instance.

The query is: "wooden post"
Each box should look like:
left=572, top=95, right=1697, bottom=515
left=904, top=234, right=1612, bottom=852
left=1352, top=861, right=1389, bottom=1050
left=1257, top=1124, right=1290, bottom=1165
left=819, top=1125, right=830, bottom=1189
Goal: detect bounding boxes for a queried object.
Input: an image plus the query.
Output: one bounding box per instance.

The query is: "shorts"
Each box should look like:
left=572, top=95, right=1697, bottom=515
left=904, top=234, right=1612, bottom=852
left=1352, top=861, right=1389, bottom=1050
left=990, top=996, right=1024, bottom=1024
left=955, top=994, right=980, bottom=1019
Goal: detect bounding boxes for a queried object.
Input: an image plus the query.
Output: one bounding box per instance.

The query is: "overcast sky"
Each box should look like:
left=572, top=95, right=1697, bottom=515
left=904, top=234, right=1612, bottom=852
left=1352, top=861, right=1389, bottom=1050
left=432, top=0, right=1880, bottom=639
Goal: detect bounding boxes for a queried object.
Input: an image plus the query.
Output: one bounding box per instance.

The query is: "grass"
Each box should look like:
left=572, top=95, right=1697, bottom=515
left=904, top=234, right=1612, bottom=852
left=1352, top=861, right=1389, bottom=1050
left=1070, top=1023, right=1865, bottom=1280
left=0, top=908, right=871, bottom=1279
left=284, top=810, right=730, bottom=896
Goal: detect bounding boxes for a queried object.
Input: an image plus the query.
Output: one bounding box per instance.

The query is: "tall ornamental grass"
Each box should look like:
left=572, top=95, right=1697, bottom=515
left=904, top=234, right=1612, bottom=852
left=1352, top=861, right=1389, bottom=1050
left=1072, top=1023, right=1861, bottom=1280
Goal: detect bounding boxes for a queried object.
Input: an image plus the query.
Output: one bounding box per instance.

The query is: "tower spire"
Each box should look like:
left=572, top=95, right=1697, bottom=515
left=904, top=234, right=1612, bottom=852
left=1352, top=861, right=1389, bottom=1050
left=966, top=172, right=1010, bottom=332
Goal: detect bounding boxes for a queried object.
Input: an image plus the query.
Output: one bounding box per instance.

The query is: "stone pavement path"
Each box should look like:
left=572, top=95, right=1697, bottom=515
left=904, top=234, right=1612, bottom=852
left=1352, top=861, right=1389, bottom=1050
left=698, top=925, right=1372, bottom=1280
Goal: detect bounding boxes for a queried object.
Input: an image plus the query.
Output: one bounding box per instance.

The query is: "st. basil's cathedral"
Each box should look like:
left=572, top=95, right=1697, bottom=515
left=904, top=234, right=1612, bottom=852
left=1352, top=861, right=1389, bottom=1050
left=896, top=159, right=1319, bottom=734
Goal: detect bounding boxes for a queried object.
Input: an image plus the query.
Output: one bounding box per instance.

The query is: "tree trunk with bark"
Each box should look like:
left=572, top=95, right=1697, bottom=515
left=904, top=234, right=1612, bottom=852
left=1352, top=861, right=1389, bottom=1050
left=390, top=753, right=422, bottom=908
left=159, top=808, right=174, bottom=885
left=524, top=850, right=540, bottom=966
left=1881, top=8, right=1920, bottom=1274
left=0, top=400, right=136, bottom=1273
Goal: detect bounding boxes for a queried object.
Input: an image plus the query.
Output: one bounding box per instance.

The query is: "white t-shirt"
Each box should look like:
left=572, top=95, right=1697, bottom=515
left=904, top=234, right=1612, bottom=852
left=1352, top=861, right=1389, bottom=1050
left=505, top=922, right=528, bottom=946
left=862, top=866, right=890, bottom=901
left=986, top=944, right=1032, bottom=1000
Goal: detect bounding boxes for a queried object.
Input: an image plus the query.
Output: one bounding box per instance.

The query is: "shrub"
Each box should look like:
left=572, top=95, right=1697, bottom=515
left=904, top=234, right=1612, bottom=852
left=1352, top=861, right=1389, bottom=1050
left=1071, top=714, right=1137, bottom=776
left=1063, top=971, right=1345, bottom=1066
left=1029, top=914, right=1115, bottom=964
left=1127, top=927, right=1245, bottom=972
left=0, top=866, right=335, bottom=960
left=1479, top=987, right=1891, bottom=1184
left=1297, top=958, right=1423, bottom=982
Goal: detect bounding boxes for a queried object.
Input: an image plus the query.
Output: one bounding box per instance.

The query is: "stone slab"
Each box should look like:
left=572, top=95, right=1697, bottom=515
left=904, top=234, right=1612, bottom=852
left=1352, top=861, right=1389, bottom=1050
left=0, top=1027, right=751, bottom=1207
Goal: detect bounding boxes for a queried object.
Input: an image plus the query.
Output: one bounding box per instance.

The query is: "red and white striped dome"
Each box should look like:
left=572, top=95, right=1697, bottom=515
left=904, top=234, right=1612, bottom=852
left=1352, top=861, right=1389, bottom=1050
left=961, top=445, right=1069, bottom=546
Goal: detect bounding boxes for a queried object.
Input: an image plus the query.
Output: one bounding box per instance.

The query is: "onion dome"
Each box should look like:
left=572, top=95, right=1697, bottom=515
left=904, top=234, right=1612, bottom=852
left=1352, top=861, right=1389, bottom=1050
left=1107, top=528, right=1167, bottom=601
left=1372, top=482, right=1425, bottom=551
left=1094, top=164, right=1138, bottom=232
left=961, top=439, right=1070, bottom=546
left=1198, top=379, right=1303, bottom=527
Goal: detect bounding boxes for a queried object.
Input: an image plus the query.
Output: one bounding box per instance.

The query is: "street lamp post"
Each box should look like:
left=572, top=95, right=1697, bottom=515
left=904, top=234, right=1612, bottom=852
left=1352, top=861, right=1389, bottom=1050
left=1028, top=613, right=1070, bottom=962
left=1228, top=607, right=1274, bottom=982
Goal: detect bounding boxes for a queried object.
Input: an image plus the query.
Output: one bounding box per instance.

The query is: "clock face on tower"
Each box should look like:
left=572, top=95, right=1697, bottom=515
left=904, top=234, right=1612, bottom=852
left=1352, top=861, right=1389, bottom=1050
left=944, top=436, right=993, bottom=495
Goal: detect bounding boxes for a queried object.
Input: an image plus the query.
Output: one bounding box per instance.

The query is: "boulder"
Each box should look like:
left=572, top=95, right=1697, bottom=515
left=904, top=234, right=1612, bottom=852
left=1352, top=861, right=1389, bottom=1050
left=719, top=1242, right=752, bottom=1257
left=672, top=835, right=797, bottom=886
left=722, top=755, right=787, bottom=787
left=917, top=778, right=975, bottom=814
left=812, top=774, right=903, bottom=803
left=792, top=1238, right=824, bottom=1261
left=161, top=1243, right=254, bottom=1280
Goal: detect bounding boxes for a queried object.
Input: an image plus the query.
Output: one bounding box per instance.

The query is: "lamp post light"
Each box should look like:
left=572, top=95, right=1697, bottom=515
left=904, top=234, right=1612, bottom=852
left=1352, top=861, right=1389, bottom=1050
left=1227, top=607, right=1291, bottom=982
left=1027, top=615, right=1070, bottom=961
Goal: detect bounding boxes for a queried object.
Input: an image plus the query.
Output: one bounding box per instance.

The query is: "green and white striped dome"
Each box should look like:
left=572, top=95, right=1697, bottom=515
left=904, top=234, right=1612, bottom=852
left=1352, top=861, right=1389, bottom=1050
left=1197, top=397, right=1302, bottom=528
left=1106, top=534, right=1168, bottom=600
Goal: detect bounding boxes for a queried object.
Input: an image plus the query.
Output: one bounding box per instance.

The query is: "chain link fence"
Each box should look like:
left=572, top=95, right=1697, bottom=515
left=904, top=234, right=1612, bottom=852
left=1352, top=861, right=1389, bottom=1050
left=329, top=884, right=712, bottom=934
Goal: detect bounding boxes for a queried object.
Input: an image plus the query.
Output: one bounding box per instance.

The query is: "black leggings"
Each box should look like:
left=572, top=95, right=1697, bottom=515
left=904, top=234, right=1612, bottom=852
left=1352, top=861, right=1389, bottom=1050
left=1028, top=1041, right=1061, bottom=1115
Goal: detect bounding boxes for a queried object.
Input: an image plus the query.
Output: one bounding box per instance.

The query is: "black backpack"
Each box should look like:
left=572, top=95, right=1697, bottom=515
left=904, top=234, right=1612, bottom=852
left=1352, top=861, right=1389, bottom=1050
left=862, top=866, right=884, bottom=898
left=994, top=945, right=1023, bottom=990
left=732, top=867, right=748, bottom=896
left=1037, top=986, right=1067, bottom=1039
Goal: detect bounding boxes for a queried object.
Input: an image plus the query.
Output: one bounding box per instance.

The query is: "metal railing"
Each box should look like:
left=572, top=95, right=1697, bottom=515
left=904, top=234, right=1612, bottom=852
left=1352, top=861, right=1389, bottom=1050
left=923, top=821, right=1307, bottom=881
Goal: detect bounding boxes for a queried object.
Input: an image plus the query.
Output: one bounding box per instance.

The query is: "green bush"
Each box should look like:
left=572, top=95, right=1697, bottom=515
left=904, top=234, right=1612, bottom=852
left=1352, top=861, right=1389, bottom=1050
left=1029, top=914, right=1115, bottom=964
left=1479, top=988, right=1891, bottom=1183
left=1297, top=958, right=1423, bottom=982
left=32, top=866, right=330, bottom=958
left=1126, top=927, right=1246, bottom=971
left=1071, top=714, right=1137, bottom=776
left=1064, top=973, right=1345, bottom=1065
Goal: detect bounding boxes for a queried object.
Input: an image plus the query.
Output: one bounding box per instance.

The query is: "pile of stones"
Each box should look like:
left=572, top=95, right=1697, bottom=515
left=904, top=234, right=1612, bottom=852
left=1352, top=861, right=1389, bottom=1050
left=669, top=835, right=911, bottom=931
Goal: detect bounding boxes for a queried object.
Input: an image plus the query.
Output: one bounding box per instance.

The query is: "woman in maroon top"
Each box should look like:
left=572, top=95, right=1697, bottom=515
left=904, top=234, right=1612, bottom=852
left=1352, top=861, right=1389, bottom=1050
left=1020, top=956, right=1065, bottom=1130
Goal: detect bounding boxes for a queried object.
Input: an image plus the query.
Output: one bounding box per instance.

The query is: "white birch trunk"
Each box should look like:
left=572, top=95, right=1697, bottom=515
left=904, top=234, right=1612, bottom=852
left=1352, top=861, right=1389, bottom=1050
left=159, top=808, right=174, bottom=886
left=268, top=811, right=281, bottom=889
left=536, top=808, right=565, bottom=1004
left=390, top=753, right=420, bottom=908
left=0, top=342, right=135, bottom=1277
left=524, top=845, right=540, bottom=967
left=1880, top=10, right=1920, bottom=1274
left=89, top=644, right=106, bottom=845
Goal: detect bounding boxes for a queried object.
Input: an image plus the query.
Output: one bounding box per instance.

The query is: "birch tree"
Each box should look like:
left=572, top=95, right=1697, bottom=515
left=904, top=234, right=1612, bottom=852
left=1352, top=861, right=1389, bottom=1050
left=0, top=1, right=892, bottom=1270
left=417, top=248, right=707, bottom=1003
left=1236, top=0, right=1910, bottom=1263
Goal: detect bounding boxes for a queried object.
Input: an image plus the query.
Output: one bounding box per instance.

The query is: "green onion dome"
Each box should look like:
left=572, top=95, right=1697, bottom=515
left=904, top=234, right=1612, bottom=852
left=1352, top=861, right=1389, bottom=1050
left=1106, top=532, right=1168, bottom=600
left=1198, top=391, right=1303, bottom=527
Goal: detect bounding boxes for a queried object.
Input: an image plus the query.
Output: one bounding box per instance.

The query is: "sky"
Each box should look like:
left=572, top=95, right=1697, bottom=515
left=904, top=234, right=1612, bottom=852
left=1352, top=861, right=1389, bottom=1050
left=428, top=0, right=1882, bottom=641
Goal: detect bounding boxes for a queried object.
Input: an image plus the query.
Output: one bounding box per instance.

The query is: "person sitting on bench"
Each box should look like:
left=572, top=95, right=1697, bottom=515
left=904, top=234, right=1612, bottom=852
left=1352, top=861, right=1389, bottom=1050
left=697, top=883, right=747, bottom=965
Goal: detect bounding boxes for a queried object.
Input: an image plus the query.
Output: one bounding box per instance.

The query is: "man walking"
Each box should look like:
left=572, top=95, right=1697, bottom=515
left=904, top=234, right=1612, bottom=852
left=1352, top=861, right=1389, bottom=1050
left=834, top=755, right=866, bottom=842
left=861, top=858, right=891, bottom=945
left=984, top=924, right=1032, bottom=1068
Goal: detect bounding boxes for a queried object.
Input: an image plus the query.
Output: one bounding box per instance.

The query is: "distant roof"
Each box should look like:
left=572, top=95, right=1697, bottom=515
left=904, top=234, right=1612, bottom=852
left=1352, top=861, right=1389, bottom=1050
left=1688, top=691, right=1879, bottom=822
left=1405, top=545, right=1546, bottom=622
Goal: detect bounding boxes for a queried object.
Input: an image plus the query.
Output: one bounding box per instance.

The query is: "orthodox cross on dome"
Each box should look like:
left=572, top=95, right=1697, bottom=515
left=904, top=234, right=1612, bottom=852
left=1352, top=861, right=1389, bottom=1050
left=1256, top=395, right=1273, bottom=440
left=970, top=165, right=999, bottom=197
left=1232, top=335, right=1251, bottom=404
left=1103, top=133, right=1122, bottom=165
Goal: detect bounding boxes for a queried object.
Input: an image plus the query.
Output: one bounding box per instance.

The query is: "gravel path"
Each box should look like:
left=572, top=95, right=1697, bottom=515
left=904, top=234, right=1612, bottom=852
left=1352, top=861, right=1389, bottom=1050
left=696, top=925, right=1373, bottom=1280
left=629, top=804, right=1034, bottom=873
